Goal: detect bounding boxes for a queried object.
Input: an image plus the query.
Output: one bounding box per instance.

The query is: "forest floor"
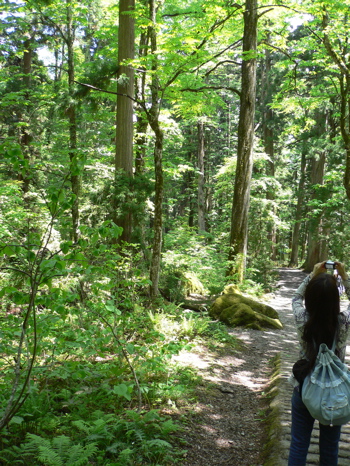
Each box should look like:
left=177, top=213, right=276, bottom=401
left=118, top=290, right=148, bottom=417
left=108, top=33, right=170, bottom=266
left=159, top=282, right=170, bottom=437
left=171, top=268, right=299, bottom=466
left=173, top=328, right=275, bottom=465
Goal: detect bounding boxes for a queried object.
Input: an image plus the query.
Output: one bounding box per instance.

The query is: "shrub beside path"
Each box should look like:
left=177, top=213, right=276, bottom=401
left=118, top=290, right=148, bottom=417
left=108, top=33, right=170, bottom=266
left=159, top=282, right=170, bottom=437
left=270, top=268, right=350, bottom=465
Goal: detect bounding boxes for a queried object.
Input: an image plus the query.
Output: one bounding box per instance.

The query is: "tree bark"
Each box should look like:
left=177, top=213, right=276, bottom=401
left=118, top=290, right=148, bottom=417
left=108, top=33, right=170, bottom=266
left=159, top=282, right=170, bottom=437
left=303, top=150, right=327, bottom=272
left=18, top=37, right=33, bottom=195
left=289, top=150, right=306, bottom=267
left=67, top=2, right=80, bottom=242
left=197, top=120, right=206, bottom=232
left=135, top=29, right=148, bottom=176
left=228, top=0, right=258, bottom=282
left=115, top=0, right=135, bottom=243
left=148, top=0, right=164, bottom=299
left=261, top=44, right=277, bottom=260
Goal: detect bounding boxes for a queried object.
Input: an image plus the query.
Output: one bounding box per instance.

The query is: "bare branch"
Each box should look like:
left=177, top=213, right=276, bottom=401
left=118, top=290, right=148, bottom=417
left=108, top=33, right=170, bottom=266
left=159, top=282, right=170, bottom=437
left=260, top=40, right=296, bottom=62
left=258, top=8, right=274, bottom=18
left=0, top=267, right=31, bottom=278
left=204, top=59, right=241, bottom=77
left=74, top=81, right=149, bottom=113
left=162, top=10, right=200, bottom=18
left=180, top=85, right=241, bottom=97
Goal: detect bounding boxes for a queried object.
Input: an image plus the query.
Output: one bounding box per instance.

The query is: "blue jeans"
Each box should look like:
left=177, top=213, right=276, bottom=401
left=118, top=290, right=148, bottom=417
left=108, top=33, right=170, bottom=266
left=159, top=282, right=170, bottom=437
left=288, top=387, right=341, bottom=465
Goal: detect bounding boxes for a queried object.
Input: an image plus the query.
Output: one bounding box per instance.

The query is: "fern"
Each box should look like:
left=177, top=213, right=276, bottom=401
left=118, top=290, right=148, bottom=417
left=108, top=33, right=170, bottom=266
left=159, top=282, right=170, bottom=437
left=0, top=444, right=31, bottom=465
left=116, top=447, right=133, bottom=466
left=2, top=433, right=97, bottom=466
left=51, top=435, right=72, bottom=459
left=26, top=433, right=63, bottom=466
left=146, top=439, right=172, bottom=449
left=37, top=445, right=63, bottom=466
left=71, top=419, right=90, bottom=434
left=126, top=424, right=146, bottom=446
left=159, top=419, right=180, bottom=435
left=65, top=443, right=98, bottom=466
left=106, top=440, right=128, bottom=454
left=72, top=416, right=113, bottom=446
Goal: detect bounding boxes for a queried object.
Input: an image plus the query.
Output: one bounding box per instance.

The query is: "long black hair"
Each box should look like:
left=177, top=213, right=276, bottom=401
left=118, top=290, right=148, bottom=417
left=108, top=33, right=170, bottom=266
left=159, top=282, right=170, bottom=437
left=302, top=273, right=340, bottom=368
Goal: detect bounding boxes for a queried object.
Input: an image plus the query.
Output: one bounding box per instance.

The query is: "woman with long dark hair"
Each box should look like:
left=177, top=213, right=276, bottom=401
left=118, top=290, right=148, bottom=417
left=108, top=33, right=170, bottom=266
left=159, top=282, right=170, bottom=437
left=288, top=261, right=350, bottom=465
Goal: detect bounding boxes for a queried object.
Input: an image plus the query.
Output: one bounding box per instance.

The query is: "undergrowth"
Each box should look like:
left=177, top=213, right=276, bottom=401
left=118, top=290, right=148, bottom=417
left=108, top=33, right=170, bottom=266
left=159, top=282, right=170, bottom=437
left=0, top=294, right=237, bottom=465
left=0, top=219, right=241, bottom=466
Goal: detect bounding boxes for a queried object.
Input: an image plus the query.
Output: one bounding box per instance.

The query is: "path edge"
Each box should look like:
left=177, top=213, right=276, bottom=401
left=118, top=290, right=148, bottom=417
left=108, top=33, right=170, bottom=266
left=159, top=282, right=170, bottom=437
left=262, top=353, right=285, bottom=466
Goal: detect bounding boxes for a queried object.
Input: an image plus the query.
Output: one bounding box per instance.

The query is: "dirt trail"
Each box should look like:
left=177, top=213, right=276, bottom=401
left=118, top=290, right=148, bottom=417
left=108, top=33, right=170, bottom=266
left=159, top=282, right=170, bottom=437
left=179, top=268, right=304, bottom=465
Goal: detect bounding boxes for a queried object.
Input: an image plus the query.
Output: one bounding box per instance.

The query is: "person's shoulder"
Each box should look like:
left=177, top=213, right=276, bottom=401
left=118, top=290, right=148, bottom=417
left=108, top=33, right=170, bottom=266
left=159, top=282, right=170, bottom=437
left=339, top=309, right=350, bottom=324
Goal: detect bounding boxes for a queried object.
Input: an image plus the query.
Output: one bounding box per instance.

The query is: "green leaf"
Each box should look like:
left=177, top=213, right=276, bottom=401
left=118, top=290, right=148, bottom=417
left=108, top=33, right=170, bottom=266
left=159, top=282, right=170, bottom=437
left=126, top=343, right=135, bottom=354
left=12, top=291, right=29, bottom=304
left=74, top=252, right=86, bottom=263
left=78, top=238, right=88, bottom=248
left=9, top=416, right=24, bottom=425
left=2, top=245, right=15, bottom=256
left=104, top=301, right=122, bottom=315
left=55, top=260, right=66, bottom=271
left=0, top=286, right=17, bottom=298
left=41, top=259, right=57, bottom=269
left=26, top=250, right=36, bottom=262
left=60, top=242, right=72, bottom=254
left=113, top=383, right=132, bottom=400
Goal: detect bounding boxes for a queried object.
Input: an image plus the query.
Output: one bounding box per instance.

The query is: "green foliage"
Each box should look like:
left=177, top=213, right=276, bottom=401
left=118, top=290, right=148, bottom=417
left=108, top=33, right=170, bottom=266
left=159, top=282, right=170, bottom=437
left=3, top=0, right=350, bottom=463
left=162, top=226, right=228, bottom=297
left=74, top=410, right=182, bottom=465
left=0, top=433, right=98, bottom=466
left=0, top=410, right=182, bottom=466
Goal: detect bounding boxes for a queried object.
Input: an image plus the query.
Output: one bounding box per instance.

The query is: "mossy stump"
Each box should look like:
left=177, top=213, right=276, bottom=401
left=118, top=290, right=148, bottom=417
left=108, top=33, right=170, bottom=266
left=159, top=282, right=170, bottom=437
left=209, top=288, right=282, bottom=331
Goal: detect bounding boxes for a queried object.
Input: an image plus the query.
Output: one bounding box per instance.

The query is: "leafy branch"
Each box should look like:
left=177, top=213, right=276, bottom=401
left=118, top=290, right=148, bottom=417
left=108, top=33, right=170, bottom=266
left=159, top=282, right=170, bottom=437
left=89, top=306, right=142, bottom=413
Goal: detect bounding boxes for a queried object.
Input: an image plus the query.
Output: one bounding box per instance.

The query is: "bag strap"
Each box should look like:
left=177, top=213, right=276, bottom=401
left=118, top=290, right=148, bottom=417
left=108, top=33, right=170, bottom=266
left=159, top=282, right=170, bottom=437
left=331, top=337, right=337, bottom=353
left=313, top=337, right=337, bottom=353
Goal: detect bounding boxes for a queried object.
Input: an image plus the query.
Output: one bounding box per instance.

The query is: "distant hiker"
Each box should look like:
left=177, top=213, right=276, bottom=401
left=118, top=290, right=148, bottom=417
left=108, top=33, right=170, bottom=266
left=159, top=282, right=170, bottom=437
left=288, top=261, right=350, bottom=465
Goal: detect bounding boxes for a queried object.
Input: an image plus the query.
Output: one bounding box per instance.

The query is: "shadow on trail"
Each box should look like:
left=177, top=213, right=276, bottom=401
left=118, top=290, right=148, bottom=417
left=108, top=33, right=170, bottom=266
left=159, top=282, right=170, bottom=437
left=179, top=268, right=308, bottom=466
left=180, top=345, right=269, bottom=466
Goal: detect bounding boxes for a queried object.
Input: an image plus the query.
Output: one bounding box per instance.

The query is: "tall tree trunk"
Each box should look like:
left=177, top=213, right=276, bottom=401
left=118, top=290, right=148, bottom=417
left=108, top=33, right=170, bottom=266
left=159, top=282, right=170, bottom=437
left=303, top=150, right=327, bottom=272
left=261, top=44, right=276, bottom=260
left=197, top=120, right=206, bottom=232
left=148, top=0, right=164, bottom=298
left=134, top=30, right=150, bottom=253
left=149, top=126, right=164, bottom=299
left=186, top=127, right=195, bottom=228
left=228, top=0, right=258, bottom=282
left=19, top=37, right=33, bottom=195
left=135, top=29, right=148, bottom=177
left=339, top=79, right=350, bottom=200
left=115, top=0, right=135, bottom=243
left=67, top=2, right=80, bottom=242
left=289, top=150, right=307, bottom=267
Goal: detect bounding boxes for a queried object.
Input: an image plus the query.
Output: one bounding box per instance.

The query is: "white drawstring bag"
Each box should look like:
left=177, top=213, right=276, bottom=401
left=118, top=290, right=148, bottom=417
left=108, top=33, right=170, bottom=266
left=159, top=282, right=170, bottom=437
left=302, top=343, right=350, bottom=426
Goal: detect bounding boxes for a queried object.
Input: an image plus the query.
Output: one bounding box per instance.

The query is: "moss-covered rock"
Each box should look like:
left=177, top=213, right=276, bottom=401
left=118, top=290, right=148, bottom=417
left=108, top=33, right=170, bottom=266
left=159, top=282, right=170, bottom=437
left=183, top=272, right=205, bottom=296
left=209, top=291, right=282, bottom=330
left=161, top=268, right=205, bottom=301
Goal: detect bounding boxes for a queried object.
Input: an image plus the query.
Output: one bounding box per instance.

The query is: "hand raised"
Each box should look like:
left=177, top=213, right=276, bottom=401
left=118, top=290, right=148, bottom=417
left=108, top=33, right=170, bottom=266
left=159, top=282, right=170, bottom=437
left=335, top=262, right=348, bottom=281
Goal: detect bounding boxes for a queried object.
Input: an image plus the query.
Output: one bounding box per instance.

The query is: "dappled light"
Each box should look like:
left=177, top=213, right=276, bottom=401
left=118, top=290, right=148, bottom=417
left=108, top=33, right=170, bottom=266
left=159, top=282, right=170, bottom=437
left=1, top=0, right=350, bottom=463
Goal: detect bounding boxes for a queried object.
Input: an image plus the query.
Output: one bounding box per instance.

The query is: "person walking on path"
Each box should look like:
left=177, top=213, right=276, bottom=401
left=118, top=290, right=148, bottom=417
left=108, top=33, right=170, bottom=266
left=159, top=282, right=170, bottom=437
left=288, top=261, right=350, bottom=466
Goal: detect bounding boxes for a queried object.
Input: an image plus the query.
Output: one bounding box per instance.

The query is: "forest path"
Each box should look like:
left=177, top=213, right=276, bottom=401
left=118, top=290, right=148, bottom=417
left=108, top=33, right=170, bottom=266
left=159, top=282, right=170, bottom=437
left=270, top=268, right=350, bottom=465
left=179, top=268, right=350, bottom=465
